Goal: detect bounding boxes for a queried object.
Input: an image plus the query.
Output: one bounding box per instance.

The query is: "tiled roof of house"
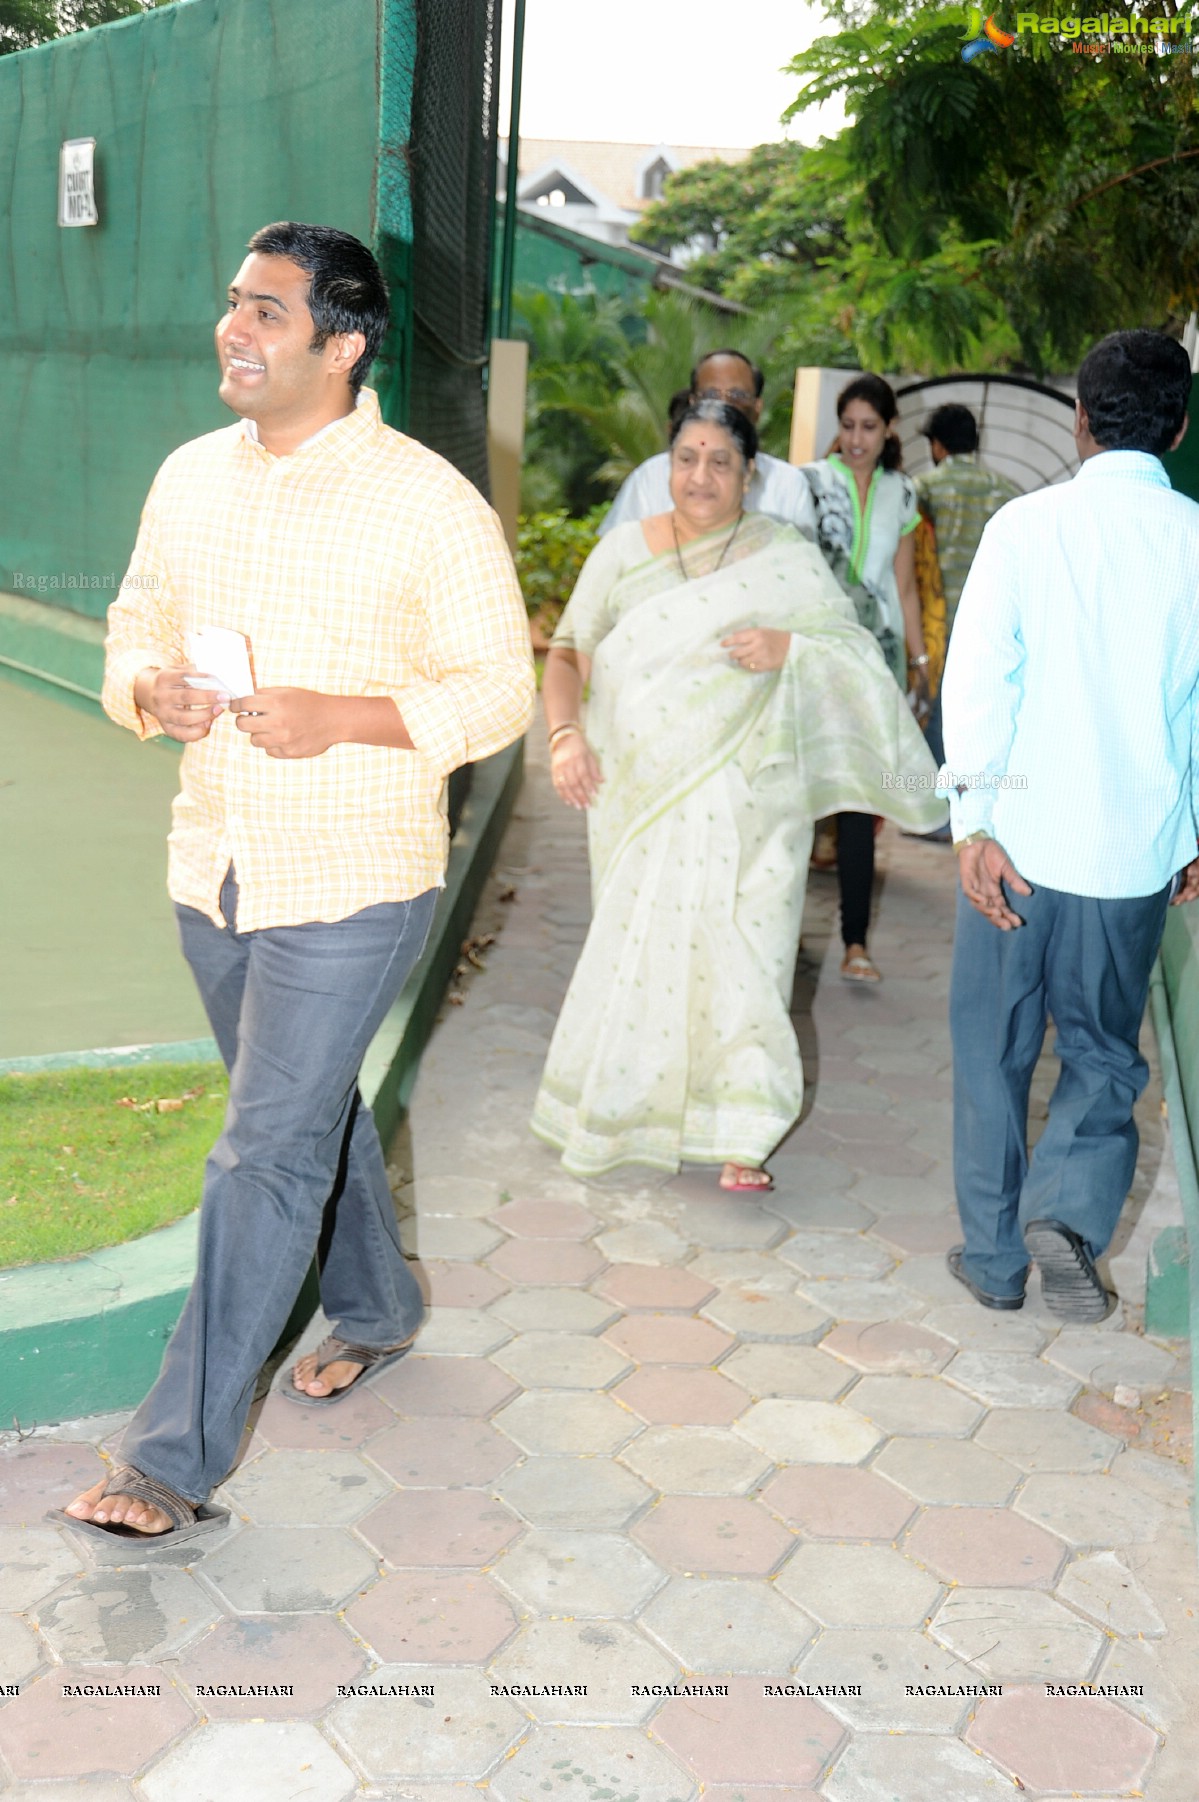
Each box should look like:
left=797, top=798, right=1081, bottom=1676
left=501, top=138, right=747, bottom=212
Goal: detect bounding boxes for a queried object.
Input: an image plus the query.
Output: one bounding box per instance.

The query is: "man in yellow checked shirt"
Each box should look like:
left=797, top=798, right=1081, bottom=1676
left=56, top=223, right=534, bottom=1547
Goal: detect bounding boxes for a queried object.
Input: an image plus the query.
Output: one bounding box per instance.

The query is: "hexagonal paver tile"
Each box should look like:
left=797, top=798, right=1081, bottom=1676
left=141, top=1719, right=356, bottom=1802
left=487, top=1240, right=607, bottom=1285
left=722, top=1343, right=853, bottom=1401
left=345, top=1570, right=518, bottom=1662
left=931, top=1585, right=1105, bottom=1680
left=489, top=1198, right=598, bottom=1239
left=921, top=1304, right=1051, bottom=1353
left=489, top=1287, right=619, bottom=1332
left=778, top=1233, right=894, bottom=1281
left=372, top=1355, right=518, bottom=1418
left=200, top=1526, right=380, bottom=1613
left=1045, top=1329, right=1178, bottom=1393
left=490, top=1724, right=697, bottom=1802
left=251, top=1385, right=395, bottom=1451
left=604, top=1316, right=734, bottom=1365
left=658, top=1192, right=788, bottom=1251
left=905, top=1507, right=1065, bottom=1588
left=414, top=1307, right=513, bottom=1356
left=736, top=1399, right=882, bottom=1464
left=494, top=1391, right=639, bottom=1456
left=1014, top=1474, right=1166, bottom=1546
left=872, top=1436, right=1019, bottom=1505
left=632, top=1497, right=793, bottom=1576
left=776, top=1543, right=941, bottom=1628
left=594, top=1264, right=716, bottom=1310
left=401, top=1174, right=505, bottom=1217
left=792, top=1628, right=980, bottom=1731
left=176, top=1613, right=365, bottom=1717
left=791, top=1278, right=922, bottom=1320
left=614, top=1366, right=749, bottom=1426
left=0, top=1528, right=83, bottom=1610
left=651, top=1677, right=843, bottom=1785
left=400, top=1216, right=504, bottom=1260
left=0, top=1441, right=108, bottom=1526
left=424, top=1260, right=509, bottom=1307
left=762, top=1466, right=915, bottom=1539
left=223, top=1449, right=390, bottom=1526
left=621, top=1427, right=772, bottom=1497
left=848, top=1375, right=983, bottom=1437
left=594, top=1223, right=691, bottom=1266
left=945, top=1350, right=1080, bottom=1409
left=365, top=1415, right=517, bottom=1487
left=35, top=1566, right=218, bottom=1664
left=821, top=1321, right=954, bottom=1374
left=0, top=1664, right=193, bottom=1778
left=328, top=1664, right=524, bottom=1779
left=0, top=1615, right=44, bottom=1685
left=869, top=1213, right=962, bottom=1256
left=700, top=1291, right=831, bottom=1344
left=489, top=1618, right=676, bottom=1722
left=493, top=1332, right=632, bottom=1389
left=497, top=1457, right=653, bottom=1531
left=493, top=1529, right=665, bottom=1617
left=967, top=1687, right=1158, bottom=1792
left=823, top=1733, right=1017, bottom=1802
left=1057, top=1551, right=1166, bottom=1636
left=357, top=1489, right=521, bottom=1567
left=641, top=1575, right=815, bottom=1672
left=974, top=1407, right=1121, bottom=1473
left=690, top=1250, right=802, bottom=1292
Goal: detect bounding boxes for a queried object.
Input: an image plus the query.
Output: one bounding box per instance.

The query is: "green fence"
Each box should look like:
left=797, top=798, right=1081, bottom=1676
left=0, top=0, right=501, bottom=622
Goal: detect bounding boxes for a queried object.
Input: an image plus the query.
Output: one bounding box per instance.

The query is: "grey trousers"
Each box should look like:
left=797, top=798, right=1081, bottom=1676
left=949, top=876, right=1170, bottom=1299
left=120, top=869, right=436, bottom=1502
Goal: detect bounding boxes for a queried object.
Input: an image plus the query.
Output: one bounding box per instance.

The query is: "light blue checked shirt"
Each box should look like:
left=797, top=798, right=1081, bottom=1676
left=940, top=450, right=1199, bottom=898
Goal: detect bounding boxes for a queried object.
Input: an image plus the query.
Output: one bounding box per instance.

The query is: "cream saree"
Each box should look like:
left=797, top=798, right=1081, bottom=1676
left=531, top=515, right=945, bottom=1178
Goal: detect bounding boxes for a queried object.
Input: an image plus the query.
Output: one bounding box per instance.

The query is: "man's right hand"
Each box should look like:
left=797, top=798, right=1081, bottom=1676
left=958, top=836, right=1032, bottom=930
left=134, top=667, right=225, bottom=742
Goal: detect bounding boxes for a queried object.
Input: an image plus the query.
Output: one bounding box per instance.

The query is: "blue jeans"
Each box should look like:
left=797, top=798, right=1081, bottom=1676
left=949, top=876, right=1170, bottom=1298
left=121, top=869, right=436, bottom=1502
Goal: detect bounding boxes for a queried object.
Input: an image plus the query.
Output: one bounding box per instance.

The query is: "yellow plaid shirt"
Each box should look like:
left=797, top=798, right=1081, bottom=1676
left=102, top=389, right=534, bottom=931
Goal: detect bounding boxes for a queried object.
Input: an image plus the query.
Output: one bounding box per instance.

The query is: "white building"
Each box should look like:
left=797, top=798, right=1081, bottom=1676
left=498, top=137, right=747, bottom=256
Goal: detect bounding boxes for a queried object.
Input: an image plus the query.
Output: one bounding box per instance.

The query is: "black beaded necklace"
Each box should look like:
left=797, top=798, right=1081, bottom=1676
left=672, top=510, right=745, bottom=583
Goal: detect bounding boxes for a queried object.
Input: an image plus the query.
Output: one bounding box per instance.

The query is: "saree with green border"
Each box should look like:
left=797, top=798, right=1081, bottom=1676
left=531, top=515, right=945, bottom=1178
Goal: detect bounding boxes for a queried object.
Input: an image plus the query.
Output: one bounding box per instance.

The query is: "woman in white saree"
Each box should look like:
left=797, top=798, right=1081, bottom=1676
left=533, top=404, right=945, bottom=1189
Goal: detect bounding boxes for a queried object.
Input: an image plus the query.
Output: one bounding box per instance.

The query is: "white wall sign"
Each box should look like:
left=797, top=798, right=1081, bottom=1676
left=58, top=139, right=98, bottom=227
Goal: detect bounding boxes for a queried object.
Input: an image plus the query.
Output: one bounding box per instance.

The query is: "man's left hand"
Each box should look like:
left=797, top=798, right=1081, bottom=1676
left=233, top=688, right=340, bottom=759
left=1171, top=849, right=1199, bottom=905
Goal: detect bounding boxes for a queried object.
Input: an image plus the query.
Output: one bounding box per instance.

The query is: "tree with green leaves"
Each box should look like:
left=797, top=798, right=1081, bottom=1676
left=2, top=0, right=168, bottom=56
left=634, top=10, right=1199, bottom=376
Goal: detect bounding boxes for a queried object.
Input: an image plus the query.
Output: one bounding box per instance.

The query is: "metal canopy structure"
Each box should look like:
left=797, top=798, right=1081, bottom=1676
left=895, top=373, right=1078, bottom=494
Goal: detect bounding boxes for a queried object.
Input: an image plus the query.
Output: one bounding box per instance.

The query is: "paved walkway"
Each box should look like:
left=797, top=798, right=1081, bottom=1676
left=1, top=738, right=1196, bottom=1800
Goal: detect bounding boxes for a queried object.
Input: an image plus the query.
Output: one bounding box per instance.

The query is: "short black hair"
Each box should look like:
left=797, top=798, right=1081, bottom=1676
left=1077, top=330, right=1192, bottom=455
left=923, top=403, right=978, bottom=455
left=667, top=387, right=693, bottom=431
left=669, top=399, right=759, bottom=463
left=246, top=221, right=390, bottom=393
left=690, top=349, right=765, bottom=399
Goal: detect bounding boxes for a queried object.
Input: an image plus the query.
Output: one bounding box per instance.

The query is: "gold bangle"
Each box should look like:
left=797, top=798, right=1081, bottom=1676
left=548, top=722, right=582, bottom=749
left=952, top=830, right=992, bottom=853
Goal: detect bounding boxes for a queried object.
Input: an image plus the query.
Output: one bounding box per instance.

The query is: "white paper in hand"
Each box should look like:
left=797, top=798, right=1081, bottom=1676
left=184, top=627, right=254, bottom=698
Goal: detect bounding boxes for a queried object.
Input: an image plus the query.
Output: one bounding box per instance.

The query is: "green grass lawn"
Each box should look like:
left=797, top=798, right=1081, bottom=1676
left=0, top=1061, right=227, bottom=1268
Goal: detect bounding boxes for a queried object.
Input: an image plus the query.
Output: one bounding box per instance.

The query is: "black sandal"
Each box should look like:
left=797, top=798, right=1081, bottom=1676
left=47, top=1463, right=230, bottom=1549
left=281, top=1330, right=418, bottom=1407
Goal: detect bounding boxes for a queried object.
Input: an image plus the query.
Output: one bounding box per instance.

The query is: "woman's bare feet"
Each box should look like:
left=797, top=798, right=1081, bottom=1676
left=291, top=1350, right=367, bottom=1400
left=65, top=1478, right=173, bottom=1536
left=719, top=1163, right=773, bottom=1192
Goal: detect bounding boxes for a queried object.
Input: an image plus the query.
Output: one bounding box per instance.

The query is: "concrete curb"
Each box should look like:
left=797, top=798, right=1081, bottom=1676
left=1, top=739, right=524, bottom=1427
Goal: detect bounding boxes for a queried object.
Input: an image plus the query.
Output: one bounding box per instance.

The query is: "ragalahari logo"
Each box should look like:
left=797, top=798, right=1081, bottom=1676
left=961, top=9, right=1019, bottom=56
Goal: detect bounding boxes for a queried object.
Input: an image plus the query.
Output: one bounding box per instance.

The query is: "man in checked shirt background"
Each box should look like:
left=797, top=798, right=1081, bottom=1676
left=61, top=222, right=535, bottom=1542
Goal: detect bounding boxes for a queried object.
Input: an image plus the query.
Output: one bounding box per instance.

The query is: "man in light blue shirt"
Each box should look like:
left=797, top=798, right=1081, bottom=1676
left=940, top=329, right=1199, bottom=1322
left=598, top=350, right=816, bottom=538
